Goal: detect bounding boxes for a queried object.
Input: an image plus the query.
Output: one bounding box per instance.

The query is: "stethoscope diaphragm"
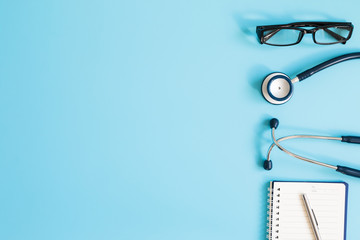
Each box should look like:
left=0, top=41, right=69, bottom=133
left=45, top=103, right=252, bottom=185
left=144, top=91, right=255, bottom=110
left=261, top=72, right=293, bottom=105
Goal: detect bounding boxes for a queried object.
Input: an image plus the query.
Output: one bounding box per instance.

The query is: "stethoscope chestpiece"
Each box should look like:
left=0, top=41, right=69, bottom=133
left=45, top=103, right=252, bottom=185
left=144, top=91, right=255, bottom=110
left=261, top=72, right=293, bottom=105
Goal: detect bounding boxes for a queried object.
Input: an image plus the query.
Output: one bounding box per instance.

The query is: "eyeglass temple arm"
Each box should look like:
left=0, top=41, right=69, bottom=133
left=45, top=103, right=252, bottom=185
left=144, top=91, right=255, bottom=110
left=296, top=52, right=360, bottom=81
left=323, top=28, right=346, bottom=44
left=262, top=29, right=281, bottom=42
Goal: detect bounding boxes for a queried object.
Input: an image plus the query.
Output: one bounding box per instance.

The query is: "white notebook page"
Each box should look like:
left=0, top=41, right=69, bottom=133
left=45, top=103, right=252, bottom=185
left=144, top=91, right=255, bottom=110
left=269, top=182, right=347, bottom=240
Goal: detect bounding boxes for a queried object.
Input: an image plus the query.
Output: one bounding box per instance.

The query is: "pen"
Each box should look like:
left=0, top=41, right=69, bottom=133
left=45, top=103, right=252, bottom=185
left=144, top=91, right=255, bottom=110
left=302, top=194, right=322, bottom=240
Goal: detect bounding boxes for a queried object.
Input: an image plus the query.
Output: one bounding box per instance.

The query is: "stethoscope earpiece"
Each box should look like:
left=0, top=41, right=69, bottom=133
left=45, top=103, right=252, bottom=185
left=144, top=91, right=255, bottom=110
left=263, top=159, right=272, bottom=170
left=270, top=118, right=279, bottom=129
left=261, top=73, right=294, bottom=105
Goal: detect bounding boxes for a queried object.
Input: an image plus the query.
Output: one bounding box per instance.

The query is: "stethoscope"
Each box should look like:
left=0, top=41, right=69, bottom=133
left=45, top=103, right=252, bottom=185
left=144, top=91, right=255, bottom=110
left=262, top=52, right=360, bottom=104
left=264, top=118, right=360, bottom=178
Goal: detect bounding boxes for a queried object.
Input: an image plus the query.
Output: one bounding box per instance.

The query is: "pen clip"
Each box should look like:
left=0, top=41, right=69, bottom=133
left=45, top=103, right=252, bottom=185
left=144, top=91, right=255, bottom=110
left=311, top=209, right=319, bottom=226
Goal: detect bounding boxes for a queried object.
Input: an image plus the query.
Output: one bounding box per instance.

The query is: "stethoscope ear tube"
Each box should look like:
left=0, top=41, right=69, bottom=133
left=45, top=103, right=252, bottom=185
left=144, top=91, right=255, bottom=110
left=265, top=118, right=360, bottom=178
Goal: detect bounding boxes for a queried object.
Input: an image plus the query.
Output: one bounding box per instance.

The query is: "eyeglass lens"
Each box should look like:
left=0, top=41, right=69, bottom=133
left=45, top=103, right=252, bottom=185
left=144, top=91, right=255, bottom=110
left=263, top=29, right=302, bottom=46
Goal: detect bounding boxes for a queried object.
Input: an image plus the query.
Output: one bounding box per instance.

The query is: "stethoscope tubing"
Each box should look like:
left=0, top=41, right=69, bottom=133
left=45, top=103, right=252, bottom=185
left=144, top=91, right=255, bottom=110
left=297, top=52, right=360, bottom=81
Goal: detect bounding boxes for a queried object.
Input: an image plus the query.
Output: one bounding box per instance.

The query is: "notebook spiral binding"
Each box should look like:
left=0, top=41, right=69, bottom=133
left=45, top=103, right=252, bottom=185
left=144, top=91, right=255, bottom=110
left=267, top=185, right=280, bottom=240
left=266, top=186, right=273, bottom=240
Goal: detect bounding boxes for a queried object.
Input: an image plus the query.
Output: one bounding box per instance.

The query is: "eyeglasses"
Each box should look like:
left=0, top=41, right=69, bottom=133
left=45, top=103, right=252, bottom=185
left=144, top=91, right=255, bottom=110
left=256, top=22, right=354, bottom=46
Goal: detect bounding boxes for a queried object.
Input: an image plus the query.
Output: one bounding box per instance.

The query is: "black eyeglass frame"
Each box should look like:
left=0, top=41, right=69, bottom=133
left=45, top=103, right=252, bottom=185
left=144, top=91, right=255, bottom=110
left=256, top=22, right=354, bottom=46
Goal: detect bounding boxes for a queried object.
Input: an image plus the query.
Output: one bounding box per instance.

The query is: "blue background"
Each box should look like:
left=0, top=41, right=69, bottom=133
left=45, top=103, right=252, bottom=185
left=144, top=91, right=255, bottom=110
left=1, top=0, right=360, bottom=239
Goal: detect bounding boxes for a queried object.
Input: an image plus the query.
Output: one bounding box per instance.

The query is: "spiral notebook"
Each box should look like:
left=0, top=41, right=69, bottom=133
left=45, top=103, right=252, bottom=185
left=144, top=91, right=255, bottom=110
left=267, top=181, right=348, bottom=240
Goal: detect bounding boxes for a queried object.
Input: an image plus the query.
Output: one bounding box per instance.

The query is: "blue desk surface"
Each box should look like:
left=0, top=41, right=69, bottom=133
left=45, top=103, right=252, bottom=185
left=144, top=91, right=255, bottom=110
left=1, top=0, right=360, bottom=239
